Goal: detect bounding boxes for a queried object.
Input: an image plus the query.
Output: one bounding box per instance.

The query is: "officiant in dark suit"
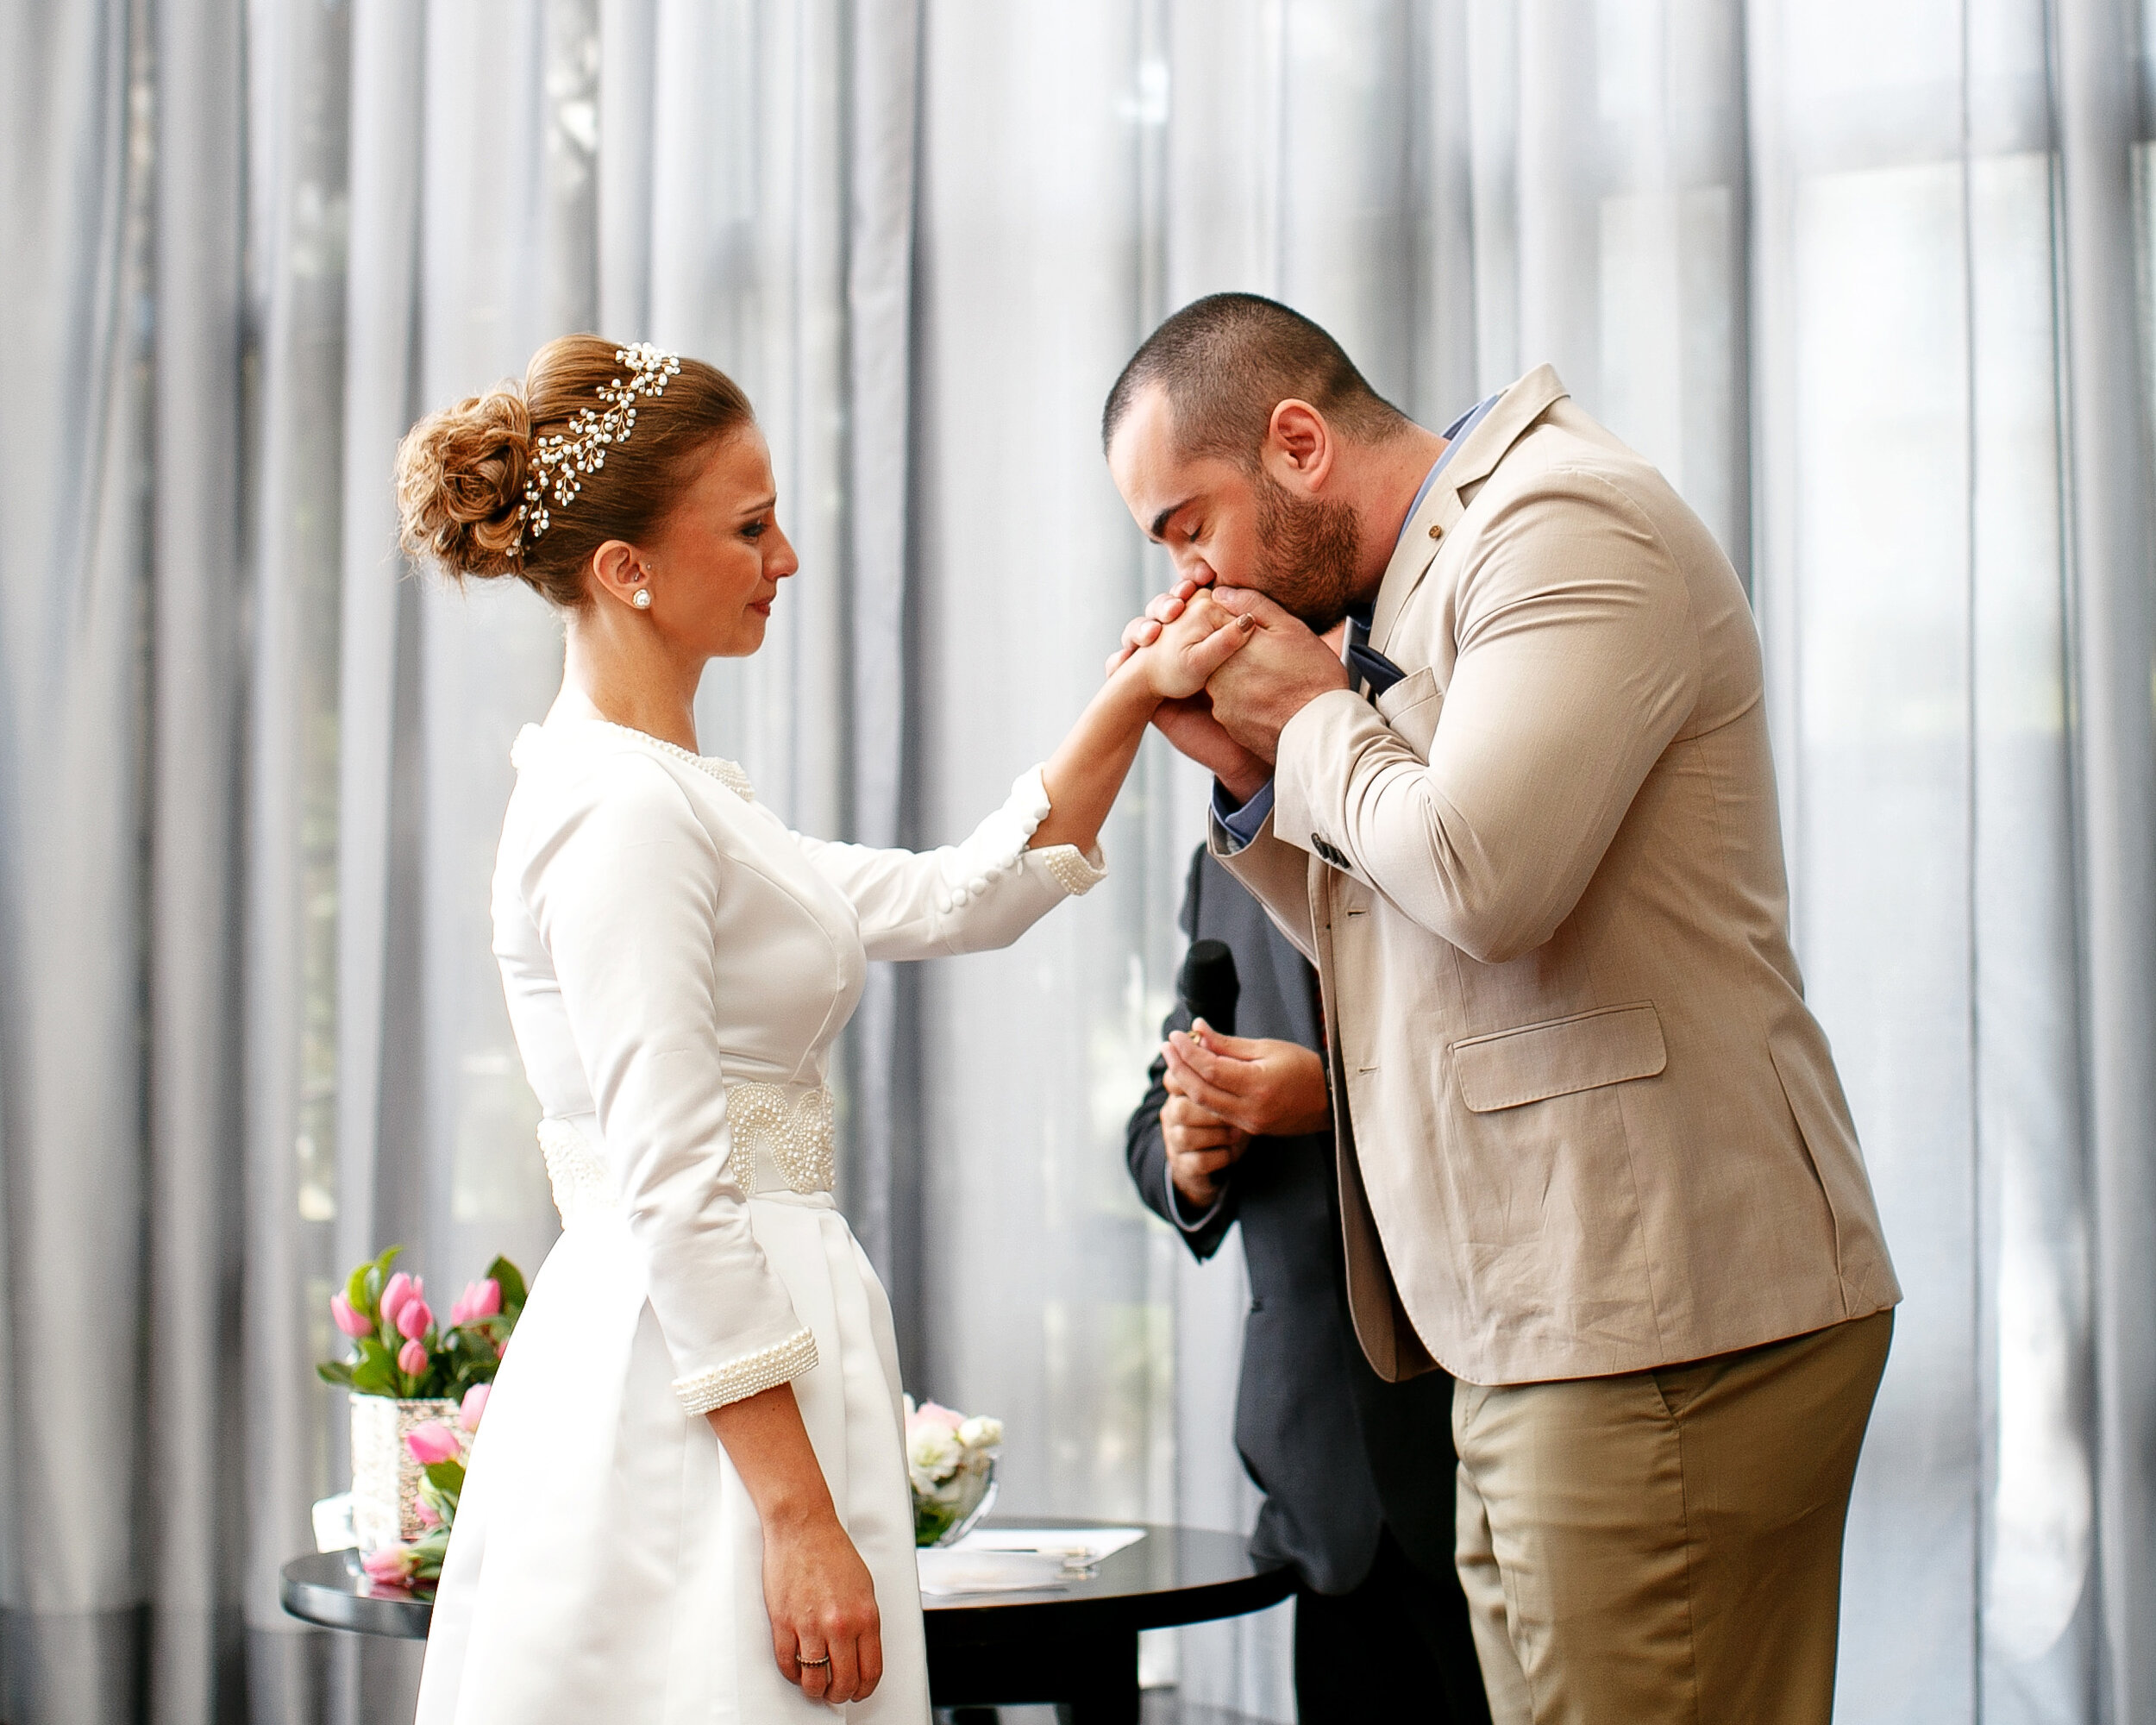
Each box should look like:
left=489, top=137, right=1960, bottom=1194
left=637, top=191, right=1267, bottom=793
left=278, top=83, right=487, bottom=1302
left=1126, top=845, right=1489, bottom=1725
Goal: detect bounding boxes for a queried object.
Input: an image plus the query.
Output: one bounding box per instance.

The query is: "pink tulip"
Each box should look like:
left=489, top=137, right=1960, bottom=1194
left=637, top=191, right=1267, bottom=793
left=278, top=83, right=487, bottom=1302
left=361, top=1545, right=419, bottom=1586
left=398, top=1337, right=429, bottom=1376
left=413, top=1499, right=441, bottom=1528
left=329, top=1292, right=372, bottom=1339
left=459, top=1383, right=490, bottom=1433
left=451, top=1278, right=501, bottom=1327
left=379, top=1272, right=413, bottom=1327
left=404, top=1421, right=461, bottom=1465
left=396, top=1298, right=433, bottom=1342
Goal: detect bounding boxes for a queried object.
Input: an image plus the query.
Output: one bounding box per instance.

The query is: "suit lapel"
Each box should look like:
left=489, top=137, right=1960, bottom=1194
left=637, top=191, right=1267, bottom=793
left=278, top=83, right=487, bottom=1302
left=1368, top=363, right=1570, bottom=656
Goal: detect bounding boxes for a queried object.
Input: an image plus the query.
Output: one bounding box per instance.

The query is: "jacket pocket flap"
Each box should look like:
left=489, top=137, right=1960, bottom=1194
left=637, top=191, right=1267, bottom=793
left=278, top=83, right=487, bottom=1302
left=1375, top=666, right=1443, bottom=759
left=1451, top=1003, right=1667, bottom=1113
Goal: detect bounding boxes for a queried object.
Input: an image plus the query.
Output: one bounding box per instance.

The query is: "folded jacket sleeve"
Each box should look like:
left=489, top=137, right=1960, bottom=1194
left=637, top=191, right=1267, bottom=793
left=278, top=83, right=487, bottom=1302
left=520, top=754, right=815, bottom=1416
left=796, top=765, right=1107, bottom=962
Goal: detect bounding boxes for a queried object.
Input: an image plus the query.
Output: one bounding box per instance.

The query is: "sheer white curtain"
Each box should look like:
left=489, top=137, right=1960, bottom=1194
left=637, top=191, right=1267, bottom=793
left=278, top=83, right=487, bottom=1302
left=3, top=3, right=2155, bottom=1723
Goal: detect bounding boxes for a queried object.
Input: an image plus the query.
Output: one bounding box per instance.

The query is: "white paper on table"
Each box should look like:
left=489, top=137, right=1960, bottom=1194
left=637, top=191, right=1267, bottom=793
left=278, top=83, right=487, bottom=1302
left=950, top=1526, right=1147, bottom=1564
left=915, top=1548, right=1072, bottom=1596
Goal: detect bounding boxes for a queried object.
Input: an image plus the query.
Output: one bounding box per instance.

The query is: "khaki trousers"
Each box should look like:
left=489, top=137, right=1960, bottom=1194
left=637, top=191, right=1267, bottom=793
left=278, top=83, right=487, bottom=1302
left=1453, top=1310, right=1892, bottom=1725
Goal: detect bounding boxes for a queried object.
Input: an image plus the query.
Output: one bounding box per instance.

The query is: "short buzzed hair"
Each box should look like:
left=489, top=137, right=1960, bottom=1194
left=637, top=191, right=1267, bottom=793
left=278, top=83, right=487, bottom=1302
left=1101, top=292, right=1408, bottom=464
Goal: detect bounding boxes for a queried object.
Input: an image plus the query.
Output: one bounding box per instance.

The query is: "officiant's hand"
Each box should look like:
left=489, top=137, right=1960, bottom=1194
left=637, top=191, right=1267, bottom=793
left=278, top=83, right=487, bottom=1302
left=1160, top=1089, right=1251, bottom=1208
left=1163, top=1023, right=1331, bottom=1141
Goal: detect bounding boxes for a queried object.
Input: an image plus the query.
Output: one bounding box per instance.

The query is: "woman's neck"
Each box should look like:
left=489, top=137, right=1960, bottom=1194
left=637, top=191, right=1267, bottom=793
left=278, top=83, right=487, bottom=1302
left=555, top=612, right=703, bottom=754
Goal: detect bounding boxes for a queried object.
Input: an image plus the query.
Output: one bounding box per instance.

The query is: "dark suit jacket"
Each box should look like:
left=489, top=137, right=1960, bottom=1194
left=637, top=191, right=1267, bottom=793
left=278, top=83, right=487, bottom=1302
left=1126, top=847, right=1457, bottom=1595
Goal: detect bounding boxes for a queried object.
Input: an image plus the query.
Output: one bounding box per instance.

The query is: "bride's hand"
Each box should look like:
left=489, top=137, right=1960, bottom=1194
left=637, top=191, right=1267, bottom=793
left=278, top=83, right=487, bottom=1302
left=1102, top=581, right=1269, bottom=798
left=1120, top=586, right=1255, bottom=702
left=1104, top=573, right=1213, bottom=677
left=705, top=1386, right=882, bottom=1705
left=761, top=1507, right=883, bottom=1704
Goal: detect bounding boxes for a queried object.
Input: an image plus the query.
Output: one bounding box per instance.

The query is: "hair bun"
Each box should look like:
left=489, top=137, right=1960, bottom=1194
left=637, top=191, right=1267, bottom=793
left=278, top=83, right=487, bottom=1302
left=395, top=383, right=534, bottom=577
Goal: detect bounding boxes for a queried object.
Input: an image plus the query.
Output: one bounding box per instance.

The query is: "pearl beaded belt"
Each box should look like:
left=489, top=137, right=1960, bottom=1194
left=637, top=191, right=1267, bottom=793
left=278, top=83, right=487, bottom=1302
left=539, top=1083, right=837, bottom=1227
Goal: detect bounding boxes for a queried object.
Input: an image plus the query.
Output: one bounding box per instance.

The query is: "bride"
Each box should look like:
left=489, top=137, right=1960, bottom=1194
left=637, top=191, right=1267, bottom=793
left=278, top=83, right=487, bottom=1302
left=392, top=336, right=1252, bottom=1722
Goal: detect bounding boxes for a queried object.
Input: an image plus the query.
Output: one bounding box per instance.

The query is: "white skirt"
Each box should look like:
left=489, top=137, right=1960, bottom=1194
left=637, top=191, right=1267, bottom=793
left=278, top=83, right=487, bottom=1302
left=413, top=1191, right=930, bottom=1724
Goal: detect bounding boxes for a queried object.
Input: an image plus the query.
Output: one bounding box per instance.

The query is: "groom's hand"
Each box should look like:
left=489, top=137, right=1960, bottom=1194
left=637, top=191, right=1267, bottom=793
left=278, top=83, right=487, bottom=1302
left=1109, top=578, right=1271, bottom=801
left=1200, top=588, right=1351, bottom=763
left=1153, top=693, right=1272, bottom=806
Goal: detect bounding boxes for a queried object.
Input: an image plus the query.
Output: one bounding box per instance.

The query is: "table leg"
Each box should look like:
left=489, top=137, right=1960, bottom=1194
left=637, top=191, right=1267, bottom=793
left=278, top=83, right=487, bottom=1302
left=1054, top=1630, right=1139, bottom=1725
left=929, top=1626, right=1139, bottom=1721
left=1056, top=1680, right=1139, bottom=1725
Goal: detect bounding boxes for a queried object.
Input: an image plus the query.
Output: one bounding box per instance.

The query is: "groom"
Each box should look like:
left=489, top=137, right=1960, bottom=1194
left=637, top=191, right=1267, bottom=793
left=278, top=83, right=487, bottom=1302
left=1102, top=294, right=1900, bottom=1725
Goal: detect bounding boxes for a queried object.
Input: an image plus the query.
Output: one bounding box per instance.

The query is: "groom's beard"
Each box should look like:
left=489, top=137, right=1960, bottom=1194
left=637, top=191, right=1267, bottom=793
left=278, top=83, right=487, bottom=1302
left=1249, top=468, right=1363, bottom=634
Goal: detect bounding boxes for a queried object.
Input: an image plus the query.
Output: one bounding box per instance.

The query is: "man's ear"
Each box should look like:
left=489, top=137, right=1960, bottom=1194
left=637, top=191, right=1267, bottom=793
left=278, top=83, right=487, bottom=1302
left=1263, top=398, right=1335, bottom=495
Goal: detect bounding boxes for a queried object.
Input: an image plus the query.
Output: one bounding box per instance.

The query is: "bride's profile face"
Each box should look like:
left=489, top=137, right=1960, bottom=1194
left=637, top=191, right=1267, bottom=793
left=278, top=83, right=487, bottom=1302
left=639, top=426, right=798, bottom=659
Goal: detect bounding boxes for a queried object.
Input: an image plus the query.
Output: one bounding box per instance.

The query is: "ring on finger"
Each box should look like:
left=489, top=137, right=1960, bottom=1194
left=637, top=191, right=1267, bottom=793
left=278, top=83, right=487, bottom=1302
left=796, top=1651, right=831, bottom=1670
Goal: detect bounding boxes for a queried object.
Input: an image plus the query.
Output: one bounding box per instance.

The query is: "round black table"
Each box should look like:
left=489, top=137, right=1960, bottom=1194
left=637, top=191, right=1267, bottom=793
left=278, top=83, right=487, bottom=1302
left=280, top=1551, right=432, bottom=1640
left=284, top=1518, right=1291, bottom=1722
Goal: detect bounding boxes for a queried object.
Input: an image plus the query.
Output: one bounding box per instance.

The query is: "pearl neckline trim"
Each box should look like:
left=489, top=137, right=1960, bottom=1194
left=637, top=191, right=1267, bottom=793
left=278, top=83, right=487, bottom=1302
left=580, top=719, right=755, bottom=801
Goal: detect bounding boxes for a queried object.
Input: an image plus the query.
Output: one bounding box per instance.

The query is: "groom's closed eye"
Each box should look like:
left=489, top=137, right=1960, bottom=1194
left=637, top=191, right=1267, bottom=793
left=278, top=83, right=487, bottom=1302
left=1148, top=497, right=1197, bottom=541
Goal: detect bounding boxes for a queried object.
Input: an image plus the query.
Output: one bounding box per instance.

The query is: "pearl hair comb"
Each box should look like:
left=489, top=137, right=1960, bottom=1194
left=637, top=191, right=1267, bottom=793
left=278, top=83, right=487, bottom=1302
left=517, top=343, right=683, bottom=543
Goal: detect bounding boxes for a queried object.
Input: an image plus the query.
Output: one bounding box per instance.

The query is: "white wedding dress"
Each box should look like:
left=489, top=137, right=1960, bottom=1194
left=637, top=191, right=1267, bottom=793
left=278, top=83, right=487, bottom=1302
left=413, top=718, right=1104, bottom=1724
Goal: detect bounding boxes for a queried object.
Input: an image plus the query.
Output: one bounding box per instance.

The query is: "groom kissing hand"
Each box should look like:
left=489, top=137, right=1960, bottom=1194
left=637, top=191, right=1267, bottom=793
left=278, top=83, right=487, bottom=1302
left=1101, top=293, right=1900, bottom=1725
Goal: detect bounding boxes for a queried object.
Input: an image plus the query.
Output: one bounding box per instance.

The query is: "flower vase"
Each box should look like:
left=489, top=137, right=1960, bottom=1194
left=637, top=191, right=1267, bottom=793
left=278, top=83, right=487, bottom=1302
left=914, top=1453, right=1000, bottom=1548
left=350, top=1394, right=459, bottom=1549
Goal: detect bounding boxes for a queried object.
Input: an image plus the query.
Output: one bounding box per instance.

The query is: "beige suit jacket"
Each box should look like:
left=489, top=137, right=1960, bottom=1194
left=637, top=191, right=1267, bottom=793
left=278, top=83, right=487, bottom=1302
left=1215, top=366, right=1899, bottom=1387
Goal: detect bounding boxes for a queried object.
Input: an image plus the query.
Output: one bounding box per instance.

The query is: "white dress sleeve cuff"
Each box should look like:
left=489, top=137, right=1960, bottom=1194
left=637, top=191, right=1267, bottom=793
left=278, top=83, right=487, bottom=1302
left=935, top=766, right=1106, bottom=911
left=1035, top=843, right=1108, bottom=897
left=672, top=1327, right=820, bottom=1415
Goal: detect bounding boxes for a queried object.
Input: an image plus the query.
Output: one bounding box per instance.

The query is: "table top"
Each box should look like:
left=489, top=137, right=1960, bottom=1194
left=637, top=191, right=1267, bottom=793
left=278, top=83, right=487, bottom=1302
left=281, top=1551, right=433, bottom=1640
left=920, top=1519, right=1293, bottom=1645
left=281, top=1519, right=1290, bottom=1646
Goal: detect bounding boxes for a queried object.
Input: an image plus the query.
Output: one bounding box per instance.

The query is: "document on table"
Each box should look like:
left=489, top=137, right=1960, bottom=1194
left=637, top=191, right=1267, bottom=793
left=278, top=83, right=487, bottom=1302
left=915, top=1527, right=1148, bottom=1596
left=956, top=1527, right=1147, bottom=1562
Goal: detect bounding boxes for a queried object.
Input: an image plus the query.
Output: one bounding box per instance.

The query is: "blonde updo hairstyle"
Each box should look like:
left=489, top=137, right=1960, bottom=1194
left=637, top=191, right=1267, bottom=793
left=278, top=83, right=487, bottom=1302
left=395, top=335, right=756, bottom=608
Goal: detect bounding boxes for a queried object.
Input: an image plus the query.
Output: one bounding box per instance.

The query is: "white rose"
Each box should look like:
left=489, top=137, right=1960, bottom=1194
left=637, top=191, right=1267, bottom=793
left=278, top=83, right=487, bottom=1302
left=908, top=1422, right=961, bottom=1484
left=957, top=1415, right=1003, bottom=1452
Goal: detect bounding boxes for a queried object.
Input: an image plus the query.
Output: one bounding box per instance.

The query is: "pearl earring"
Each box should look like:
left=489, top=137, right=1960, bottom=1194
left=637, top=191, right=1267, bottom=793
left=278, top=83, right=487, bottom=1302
left=632, top=590, right=652, bottom=610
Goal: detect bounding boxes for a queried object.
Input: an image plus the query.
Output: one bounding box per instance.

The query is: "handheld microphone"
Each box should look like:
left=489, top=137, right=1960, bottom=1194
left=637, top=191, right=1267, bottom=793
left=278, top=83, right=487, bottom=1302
left=1177, top=939, right=1240, bottom=1039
